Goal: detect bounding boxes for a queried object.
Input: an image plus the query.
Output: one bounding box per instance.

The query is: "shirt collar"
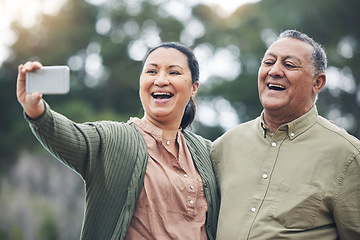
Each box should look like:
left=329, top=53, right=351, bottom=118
left=130, top=117, right=182, bottom=142
left=258, top=106, right=319, bottom=140
left=131, top=117, right=163, bottom=141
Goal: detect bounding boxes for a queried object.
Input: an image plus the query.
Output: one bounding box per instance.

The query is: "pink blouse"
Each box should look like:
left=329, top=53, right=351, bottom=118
left=125, top=118, right=208, bottom=240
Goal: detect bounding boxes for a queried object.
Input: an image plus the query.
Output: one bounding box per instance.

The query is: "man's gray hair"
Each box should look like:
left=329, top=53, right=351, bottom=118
left=279, top=30, right=327, bottom=75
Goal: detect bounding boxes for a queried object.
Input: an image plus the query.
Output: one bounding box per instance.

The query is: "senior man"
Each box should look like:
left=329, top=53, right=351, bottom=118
left=212, top=30, right=360, bottom=239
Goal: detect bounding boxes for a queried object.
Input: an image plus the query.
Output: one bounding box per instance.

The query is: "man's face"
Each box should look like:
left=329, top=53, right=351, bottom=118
left=258, top=37, right=317, bottom=120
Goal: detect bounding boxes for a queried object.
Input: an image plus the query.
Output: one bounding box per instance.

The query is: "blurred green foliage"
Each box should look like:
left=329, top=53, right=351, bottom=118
left=1, top=0, right=360, bottom=171
left=38, top=208, right=59, bottom=240
left=0, top=0, right=359, bottom=237
left=2, top=0, right=360, bottom=172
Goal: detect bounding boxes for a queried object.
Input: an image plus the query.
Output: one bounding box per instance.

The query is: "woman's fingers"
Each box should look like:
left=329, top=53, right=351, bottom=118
left=16, top=61, right=45, bottom=119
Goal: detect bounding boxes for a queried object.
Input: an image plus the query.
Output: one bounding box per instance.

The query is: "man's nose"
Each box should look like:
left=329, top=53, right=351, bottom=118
left=268, top=62, right=284, bottom=78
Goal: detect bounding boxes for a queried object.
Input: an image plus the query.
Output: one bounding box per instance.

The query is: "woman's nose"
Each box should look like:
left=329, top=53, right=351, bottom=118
left=154, top=72, right=169, bottom=86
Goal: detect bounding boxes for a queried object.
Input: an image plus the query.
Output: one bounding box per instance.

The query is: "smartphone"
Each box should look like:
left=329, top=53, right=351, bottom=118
left=26, top=66, right=70, bottom=94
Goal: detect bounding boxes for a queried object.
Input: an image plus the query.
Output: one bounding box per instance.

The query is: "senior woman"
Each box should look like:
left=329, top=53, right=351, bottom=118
left=16, top=42, right=219, bottom=240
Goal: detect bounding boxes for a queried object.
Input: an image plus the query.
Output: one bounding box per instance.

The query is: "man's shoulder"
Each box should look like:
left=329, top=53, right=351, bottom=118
left=317, top=116, right=360, bottom=150
left=225, top=118, right=258, bottom=134
left=214, top=117, right=259, bottom=144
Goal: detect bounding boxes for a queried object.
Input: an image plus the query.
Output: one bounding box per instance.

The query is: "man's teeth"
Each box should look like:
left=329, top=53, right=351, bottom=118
left=268, top=84, right=286, bottom=90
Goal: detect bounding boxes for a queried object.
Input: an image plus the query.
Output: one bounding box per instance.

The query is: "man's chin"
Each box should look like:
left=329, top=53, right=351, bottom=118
left=261, top=99, right=286, bottom=111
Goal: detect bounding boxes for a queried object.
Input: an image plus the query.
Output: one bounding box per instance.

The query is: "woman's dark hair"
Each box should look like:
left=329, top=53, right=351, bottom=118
left=142, top=42, right=199, bottom=129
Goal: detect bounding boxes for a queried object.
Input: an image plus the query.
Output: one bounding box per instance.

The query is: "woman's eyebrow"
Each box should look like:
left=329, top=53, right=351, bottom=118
left=169, top=65, right=183, bottom=69
left=145, top=63, right=158, bottom=67
left=145, top=63, right=184, bottom=69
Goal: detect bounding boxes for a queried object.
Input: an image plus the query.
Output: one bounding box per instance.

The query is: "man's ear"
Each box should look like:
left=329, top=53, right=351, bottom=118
left=313, top=73, right=326, bottom=94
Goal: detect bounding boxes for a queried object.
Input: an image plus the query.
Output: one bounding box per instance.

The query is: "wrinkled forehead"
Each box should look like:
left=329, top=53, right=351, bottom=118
left=265, top=37, right=315, bottom=61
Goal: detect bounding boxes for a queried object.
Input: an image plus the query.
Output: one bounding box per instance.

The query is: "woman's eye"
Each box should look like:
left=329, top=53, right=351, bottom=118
left=146, top=69, right=157, bottom=74
left=170, top=71, right=180, bottom=75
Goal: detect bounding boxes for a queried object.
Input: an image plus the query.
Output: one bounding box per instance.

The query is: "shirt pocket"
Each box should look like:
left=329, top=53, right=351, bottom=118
left=268, top=182, right=324, bottom=229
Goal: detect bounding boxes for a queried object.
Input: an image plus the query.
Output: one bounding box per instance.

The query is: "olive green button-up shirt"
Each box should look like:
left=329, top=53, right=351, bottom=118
left=212, top=106, right=360, bottom=240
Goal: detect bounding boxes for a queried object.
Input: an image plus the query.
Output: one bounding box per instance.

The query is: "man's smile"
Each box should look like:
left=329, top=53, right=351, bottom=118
left=267, top=83, right=286, bottom=91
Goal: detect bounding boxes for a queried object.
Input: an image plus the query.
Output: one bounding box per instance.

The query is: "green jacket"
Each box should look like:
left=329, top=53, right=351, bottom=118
left=26, top=102, right=219, bottom=240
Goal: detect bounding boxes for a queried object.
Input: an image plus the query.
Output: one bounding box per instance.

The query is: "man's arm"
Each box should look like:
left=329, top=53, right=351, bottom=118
left=333, top=153, right=360, bottom=239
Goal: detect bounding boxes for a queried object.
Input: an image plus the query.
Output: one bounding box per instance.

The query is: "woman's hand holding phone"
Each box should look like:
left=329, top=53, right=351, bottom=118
left=17, top=61, right=70, bottom=119
left=17, top=62, right=44, bottom=119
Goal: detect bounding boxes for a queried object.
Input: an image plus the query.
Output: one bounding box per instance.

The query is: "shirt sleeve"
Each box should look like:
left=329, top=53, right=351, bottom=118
left=25, top=101, right=103, bottom=180
left=333, top=153, right=360, bottom=239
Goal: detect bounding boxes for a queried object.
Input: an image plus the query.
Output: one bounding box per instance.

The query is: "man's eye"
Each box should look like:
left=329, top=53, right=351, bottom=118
left=263, top=61, right=274, bottom=65
left=170, top=71, right=180, bottom=75
left=285, top=63, right=296, bottom=68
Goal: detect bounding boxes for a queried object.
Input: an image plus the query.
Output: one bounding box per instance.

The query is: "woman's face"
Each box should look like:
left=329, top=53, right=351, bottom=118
left=140, top=47, right=199, bottom=128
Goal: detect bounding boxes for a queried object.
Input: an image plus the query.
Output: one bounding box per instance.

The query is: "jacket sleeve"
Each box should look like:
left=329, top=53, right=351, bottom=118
left=25, top=101, right=103, bottom=180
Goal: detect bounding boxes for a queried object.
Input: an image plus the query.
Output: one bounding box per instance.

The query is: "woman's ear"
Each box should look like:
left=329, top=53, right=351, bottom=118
left=313, top=73, right=326, bottom=95
left=191, top=81, right=199, bottom=98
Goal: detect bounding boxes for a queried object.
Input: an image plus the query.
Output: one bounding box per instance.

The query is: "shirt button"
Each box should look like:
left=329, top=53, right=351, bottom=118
left=184, top=174, right=188, bottom=178
left=290, top=132, right=295, bottom=137
left=190, top=200, right=194, bottom=205
left=190, top=185, right=194, bottom=189
left=251, top=207, right=256, bottom=212
left=271, top=142, right=277, bottom=147
left=262, top=174, right=268, bottom=179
